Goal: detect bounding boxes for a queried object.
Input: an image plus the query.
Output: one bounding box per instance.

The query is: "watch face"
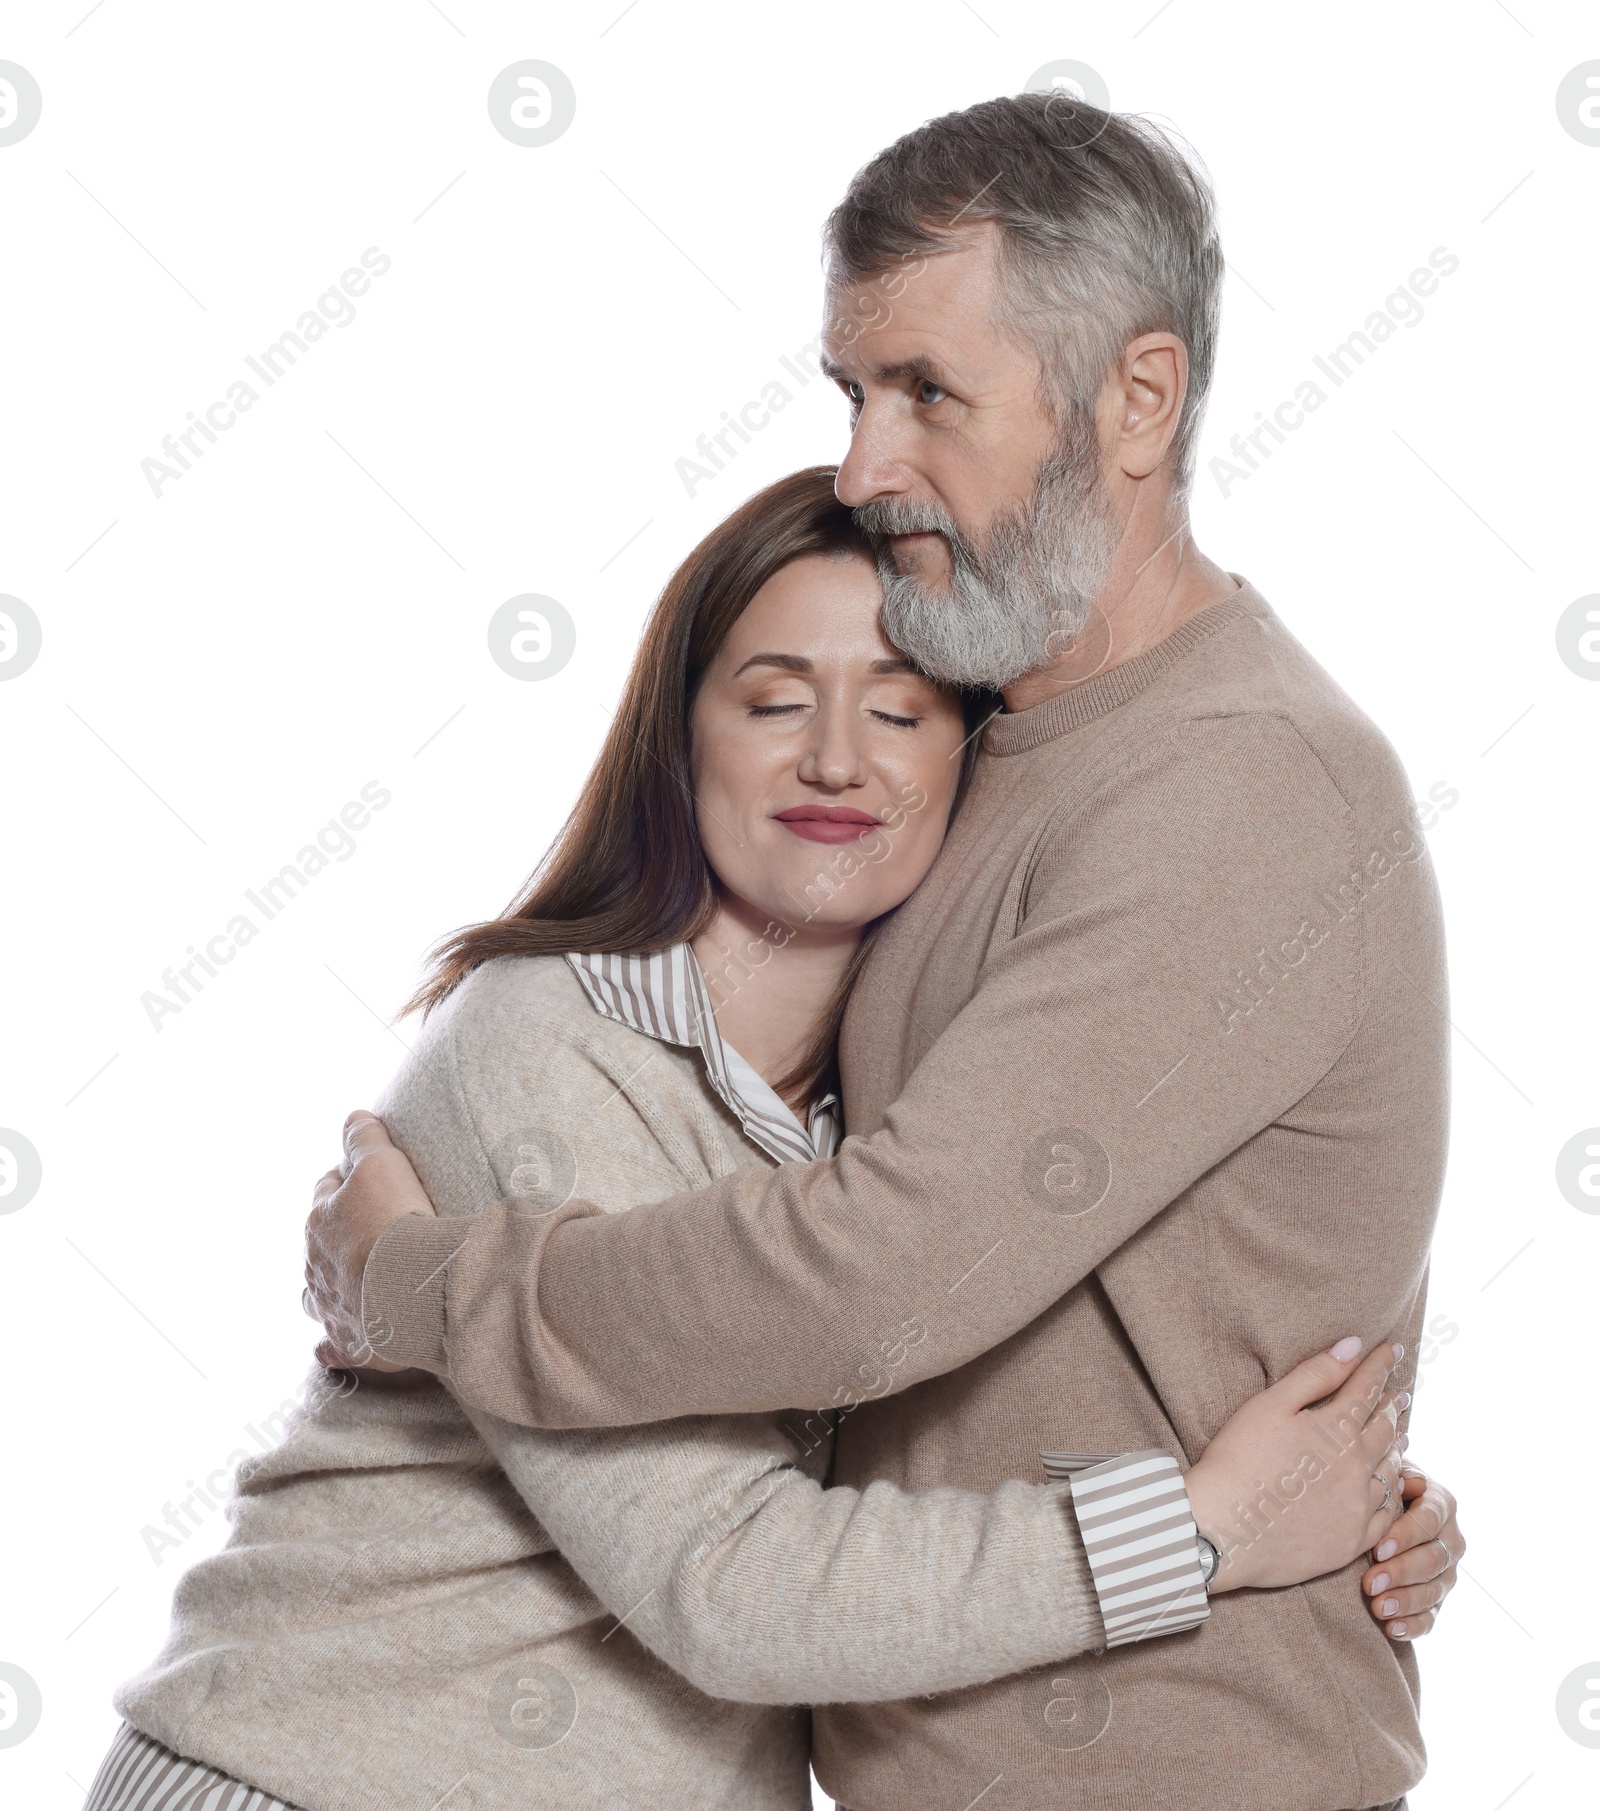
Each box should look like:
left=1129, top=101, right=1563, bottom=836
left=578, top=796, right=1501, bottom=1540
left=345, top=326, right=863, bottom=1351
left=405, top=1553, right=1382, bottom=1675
left=1196, top=1535, right=1219, bottom=1583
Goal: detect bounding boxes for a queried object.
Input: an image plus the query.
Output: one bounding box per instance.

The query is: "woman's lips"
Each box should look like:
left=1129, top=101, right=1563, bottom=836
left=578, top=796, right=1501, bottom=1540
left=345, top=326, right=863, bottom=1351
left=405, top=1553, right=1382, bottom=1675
left=772, top=805, right=885, bottom=844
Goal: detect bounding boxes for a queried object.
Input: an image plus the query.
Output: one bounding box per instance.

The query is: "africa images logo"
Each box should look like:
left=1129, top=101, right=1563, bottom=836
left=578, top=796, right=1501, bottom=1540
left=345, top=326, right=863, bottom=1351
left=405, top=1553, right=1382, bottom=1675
left=0, top=62, right=42, bottom=148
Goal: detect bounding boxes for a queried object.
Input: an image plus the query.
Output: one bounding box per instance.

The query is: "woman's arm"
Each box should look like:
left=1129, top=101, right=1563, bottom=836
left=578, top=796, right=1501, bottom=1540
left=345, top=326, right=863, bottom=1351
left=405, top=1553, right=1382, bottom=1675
left=452, top=1337, right=1407, bottom=1705
left=463, top=1402, right=1104, bottom=1704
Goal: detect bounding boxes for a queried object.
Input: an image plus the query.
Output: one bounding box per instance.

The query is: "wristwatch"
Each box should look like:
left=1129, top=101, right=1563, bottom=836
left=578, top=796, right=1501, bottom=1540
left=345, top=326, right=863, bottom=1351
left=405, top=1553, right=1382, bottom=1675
left=1195, top=1533, right=1221, bottom=1592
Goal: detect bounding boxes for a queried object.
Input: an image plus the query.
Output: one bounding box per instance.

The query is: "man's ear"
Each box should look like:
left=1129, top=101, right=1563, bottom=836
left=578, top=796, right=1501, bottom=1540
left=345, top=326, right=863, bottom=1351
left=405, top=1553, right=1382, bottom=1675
left=1113, top=332, right=1189, bottom=480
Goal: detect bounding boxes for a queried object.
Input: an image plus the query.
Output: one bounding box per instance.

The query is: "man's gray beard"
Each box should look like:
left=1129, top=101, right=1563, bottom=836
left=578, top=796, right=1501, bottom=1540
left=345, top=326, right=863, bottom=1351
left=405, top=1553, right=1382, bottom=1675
left=856, top=438, right=1119, bottom=689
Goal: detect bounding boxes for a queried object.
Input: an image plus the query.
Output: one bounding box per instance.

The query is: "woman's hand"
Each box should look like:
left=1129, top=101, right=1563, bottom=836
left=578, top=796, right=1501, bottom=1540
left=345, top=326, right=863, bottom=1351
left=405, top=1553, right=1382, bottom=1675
left=304, top=1110, right=437, bottom=1371
left=1362, top=1466, right=1463, bottom=1641
left=1184, top=1338, right=1404, bottom=1594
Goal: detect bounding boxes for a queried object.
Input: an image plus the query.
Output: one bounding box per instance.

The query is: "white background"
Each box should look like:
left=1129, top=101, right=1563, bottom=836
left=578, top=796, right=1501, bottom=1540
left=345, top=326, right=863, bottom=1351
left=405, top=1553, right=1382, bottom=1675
left=1, top=2, right=1595, bottom=1807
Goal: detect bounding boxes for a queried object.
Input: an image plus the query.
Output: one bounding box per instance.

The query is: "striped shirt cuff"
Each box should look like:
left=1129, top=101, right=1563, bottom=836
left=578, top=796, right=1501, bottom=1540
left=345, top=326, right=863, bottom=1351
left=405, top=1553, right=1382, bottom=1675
left=1067, top=1450, right=1211, bottom=1648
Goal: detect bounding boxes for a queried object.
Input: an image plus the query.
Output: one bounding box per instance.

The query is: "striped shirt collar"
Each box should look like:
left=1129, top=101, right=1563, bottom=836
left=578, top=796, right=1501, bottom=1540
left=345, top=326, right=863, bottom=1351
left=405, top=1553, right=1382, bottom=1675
left=564, top=945, right=840, bottom=1167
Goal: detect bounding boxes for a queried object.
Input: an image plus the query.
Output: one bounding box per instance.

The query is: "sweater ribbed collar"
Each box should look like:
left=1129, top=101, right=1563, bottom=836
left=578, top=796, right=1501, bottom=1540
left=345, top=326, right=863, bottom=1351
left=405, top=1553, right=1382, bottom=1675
left=982, top=580, right=1262, bottom=757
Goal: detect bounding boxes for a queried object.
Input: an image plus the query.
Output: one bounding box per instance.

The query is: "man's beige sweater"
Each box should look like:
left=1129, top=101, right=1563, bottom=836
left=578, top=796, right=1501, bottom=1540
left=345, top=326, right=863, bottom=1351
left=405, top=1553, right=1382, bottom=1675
left=367, top=583, right=1449, bottom=1811
left=117, top=955, right=1114, bottom=1811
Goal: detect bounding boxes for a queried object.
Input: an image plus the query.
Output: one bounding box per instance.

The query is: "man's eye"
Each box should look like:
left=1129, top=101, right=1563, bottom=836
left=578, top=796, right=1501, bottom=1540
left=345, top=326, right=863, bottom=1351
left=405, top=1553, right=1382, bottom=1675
left=917, top=380, right=948, bottom=405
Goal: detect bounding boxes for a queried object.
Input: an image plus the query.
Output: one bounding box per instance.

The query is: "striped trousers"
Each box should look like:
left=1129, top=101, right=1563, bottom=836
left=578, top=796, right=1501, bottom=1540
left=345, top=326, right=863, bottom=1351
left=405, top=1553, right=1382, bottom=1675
left=82, top=1723, right=300, bottom=1811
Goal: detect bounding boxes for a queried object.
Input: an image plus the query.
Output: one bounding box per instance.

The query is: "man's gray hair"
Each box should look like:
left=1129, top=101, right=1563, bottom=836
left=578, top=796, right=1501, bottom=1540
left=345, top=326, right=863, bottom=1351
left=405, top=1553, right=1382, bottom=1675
left=823, top=92, right=1222, bottom=493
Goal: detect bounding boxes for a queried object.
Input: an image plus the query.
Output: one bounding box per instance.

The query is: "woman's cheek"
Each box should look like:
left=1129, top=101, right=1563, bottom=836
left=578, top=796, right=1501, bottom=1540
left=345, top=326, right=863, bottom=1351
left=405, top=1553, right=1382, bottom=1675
left=695, top=786, right=753, bottom=889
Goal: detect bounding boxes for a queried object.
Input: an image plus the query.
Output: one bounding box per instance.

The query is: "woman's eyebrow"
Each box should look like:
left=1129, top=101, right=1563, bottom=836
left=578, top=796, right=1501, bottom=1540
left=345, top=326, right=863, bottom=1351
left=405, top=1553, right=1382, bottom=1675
left=733, top=652, right=813, bottom=676
left=731, top=653, right=917, bottom=676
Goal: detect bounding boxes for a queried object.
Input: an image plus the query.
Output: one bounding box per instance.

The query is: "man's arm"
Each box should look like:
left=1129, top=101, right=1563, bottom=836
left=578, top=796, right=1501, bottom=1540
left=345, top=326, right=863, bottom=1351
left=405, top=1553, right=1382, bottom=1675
left=339, top=714, right=1374, bottom=1429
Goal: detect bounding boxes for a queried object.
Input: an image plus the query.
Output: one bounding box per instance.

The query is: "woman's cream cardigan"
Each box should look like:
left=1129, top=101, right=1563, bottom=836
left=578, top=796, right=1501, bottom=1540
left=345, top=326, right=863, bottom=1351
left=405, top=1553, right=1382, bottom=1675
left=116, top=955, right=1104, bottom=1811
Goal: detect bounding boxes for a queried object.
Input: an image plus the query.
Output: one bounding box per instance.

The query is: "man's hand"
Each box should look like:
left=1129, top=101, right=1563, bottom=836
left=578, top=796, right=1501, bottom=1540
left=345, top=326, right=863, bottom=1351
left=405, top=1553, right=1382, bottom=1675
left=304, top=1110, right=436, bottom=1371
left=1362, top=1466, right=1464, bottom=1641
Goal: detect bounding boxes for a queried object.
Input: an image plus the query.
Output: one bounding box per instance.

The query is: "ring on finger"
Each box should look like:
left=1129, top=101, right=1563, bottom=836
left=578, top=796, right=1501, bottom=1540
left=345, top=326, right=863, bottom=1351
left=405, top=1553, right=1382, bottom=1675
left=1374, top=1470, right=1394, bottom=1513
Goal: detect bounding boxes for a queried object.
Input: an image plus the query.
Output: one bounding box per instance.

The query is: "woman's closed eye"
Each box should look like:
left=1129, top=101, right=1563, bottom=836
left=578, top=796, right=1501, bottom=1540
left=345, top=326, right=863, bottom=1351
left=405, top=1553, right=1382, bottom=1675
left=746, top=701, right=922, bottom=729
left=866, top=677, right=942, bottom=729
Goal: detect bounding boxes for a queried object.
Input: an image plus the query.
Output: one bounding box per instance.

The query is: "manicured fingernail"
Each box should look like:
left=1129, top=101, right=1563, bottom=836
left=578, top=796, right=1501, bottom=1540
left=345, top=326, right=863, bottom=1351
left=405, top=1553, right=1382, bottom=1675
left=1330, top=1336, right=1362, bottom=1362
left=1391, top=1342, right=1405, bottom=1362
left=1375, top=1540, right=1399, bottom=1561
left=1380, top=1599, right=1399, bottom=1617
left=1390, top=1622, right=1409, bottom=1638
left=1370, top=1573, right=1390, bottom=1594
left=1394, top=1391, right=1411, bottom=1410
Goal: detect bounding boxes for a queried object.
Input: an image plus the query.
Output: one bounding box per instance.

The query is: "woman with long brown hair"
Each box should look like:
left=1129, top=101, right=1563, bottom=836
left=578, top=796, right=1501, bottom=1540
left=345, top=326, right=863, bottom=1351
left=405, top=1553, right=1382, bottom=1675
left=84, top=468, right=1451, bottom=1811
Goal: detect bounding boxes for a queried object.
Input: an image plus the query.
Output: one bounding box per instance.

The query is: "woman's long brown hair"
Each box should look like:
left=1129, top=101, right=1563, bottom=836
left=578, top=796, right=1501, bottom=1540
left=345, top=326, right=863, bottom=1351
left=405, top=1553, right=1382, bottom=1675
left=405, top=465, right=993, bottom=1104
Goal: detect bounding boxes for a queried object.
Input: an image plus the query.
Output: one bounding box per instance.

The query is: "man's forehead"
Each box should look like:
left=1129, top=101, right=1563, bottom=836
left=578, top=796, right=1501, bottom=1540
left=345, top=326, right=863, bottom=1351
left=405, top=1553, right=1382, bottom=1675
left=821, top=229, right=1000, bottom=370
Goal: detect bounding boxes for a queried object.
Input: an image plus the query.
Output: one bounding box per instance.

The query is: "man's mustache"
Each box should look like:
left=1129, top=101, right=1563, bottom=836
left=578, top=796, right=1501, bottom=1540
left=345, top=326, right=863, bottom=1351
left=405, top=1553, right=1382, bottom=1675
left=852, top=497, right=972, bottom=559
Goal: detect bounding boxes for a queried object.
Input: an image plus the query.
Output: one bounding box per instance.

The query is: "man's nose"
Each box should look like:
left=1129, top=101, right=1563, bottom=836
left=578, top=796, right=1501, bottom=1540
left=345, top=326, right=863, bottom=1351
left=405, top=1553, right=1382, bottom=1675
left=835, top=404, right=910, bottom=509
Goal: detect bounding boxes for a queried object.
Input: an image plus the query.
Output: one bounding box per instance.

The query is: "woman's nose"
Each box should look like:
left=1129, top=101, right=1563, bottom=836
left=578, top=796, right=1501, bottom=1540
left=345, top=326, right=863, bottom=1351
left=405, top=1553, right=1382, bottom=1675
left=797, top=705, right=869, bottom=790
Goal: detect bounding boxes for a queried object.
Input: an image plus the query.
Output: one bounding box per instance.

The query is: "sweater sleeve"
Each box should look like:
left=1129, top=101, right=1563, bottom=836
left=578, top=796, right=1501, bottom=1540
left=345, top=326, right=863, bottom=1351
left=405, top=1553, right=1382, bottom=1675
left=462, top=1404, right=1109, bottom=1704
left=365, top=713, right=1365, bottom=1430
left=376, top=967, right=1113, bottom=1703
